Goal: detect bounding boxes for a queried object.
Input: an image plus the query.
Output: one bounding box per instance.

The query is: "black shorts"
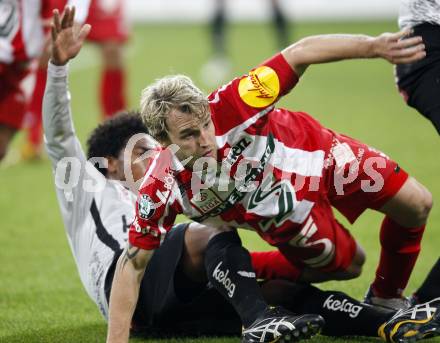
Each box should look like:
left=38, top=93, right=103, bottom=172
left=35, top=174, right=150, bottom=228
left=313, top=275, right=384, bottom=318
left=106, top=223, right=240, bottom=337
left=395, top=23, right=440, bottom=134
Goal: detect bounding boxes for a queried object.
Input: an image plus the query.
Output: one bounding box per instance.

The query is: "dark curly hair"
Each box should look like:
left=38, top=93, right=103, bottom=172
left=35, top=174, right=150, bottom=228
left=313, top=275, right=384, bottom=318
left=86, top=111, right=149, bottom=176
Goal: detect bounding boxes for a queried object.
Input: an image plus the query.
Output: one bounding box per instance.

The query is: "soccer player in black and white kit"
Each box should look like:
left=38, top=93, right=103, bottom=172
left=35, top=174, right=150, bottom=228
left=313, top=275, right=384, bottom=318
left=44, top=7, right=440, bottom=343
left=396, top=0, right=440, bottom=134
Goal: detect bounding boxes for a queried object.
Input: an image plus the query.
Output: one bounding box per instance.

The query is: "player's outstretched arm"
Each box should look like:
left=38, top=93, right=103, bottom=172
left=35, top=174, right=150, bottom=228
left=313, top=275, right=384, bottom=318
left=106, top=245, right=153, bottom=343
left=281, top=30, right=426, bottom=76
left=50, top=6, right=90, bottom=66
left=43, top=6, right=92, bottom=188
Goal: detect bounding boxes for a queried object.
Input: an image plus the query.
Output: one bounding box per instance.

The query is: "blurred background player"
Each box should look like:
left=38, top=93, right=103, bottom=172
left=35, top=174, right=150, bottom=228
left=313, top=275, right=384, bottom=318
left=0, top=0, right=55, bottom=163
left=200, top=0, right=290, bottom=86
left=18, top=0, right=90, bottom=161
left=21, top=0, right=129, bottom=160
left=395, top=0, right=440, bottom=135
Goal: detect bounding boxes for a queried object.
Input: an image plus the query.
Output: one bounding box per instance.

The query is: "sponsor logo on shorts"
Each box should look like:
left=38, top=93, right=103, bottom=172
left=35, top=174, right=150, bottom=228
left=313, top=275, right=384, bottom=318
left=213, top=261, right=236, bottom=298
left=238, top=66, right=280, bottom=108
left=323, top=294, right=363, bottom=318
left=138, top=194, right=155, bottom=219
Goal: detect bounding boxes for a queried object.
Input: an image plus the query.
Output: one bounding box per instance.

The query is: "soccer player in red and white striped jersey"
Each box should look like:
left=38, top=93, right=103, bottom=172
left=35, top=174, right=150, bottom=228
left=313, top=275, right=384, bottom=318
left=0, top=0, right=90, bottom=162
left=107, top=29, right=430, bottom=342
left=0, top=0, right=53, bottom=161
left=21, top=0, right=128, bottom=160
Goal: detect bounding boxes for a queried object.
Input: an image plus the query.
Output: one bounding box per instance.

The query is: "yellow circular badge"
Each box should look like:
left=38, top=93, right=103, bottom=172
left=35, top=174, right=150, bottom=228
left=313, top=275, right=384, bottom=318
left=238, top=66, right=280, bottom=108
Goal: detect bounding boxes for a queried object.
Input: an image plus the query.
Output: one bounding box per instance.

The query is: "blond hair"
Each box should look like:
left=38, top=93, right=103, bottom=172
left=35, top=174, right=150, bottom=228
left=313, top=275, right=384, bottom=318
left=140, top=75, right=209, bottom=142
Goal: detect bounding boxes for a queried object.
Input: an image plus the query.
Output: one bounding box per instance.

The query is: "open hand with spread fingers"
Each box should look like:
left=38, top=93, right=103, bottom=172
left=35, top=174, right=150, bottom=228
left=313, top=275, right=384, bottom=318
left=372, top=30, right=426, bottom=64
left=50, top=6, right=91, bottom=66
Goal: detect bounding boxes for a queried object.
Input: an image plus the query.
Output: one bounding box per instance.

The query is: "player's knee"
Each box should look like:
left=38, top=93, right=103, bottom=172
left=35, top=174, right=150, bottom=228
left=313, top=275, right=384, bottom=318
left=186, top=223, right=234, bottom=247
left=340, top=245, right=366, bottom=279
left=409, top=184, right=433, bottom=227
left=394, top=178, right=434, bottom=227
left=206, top=225, right=235, bottom=242
left=344, top=261, right=364, bottom=279
left=100, top=41, right=124, bottom=68
left=344, top=265, right=362, bottom=279
left=418, top=188, right=433, bottom=224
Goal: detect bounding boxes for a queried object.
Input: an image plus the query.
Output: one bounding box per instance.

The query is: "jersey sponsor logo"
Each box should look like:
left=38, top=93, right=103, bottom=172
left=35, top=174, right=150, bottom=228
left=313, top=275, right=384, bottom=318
left=212, top=261, right=236, bottom=298
left=247, top=176, right=296, bottom=232
left=323, top=294, right=363, bottom=318
left=190, top=188, right=223, bottom=214
left=224, top=136, right=252, bottom=167
left=138, top=194, right=155, bottom=220
left=193, top=133, right=275, bottom=222
left=0, top=0, right=18, bottom=39
left=238, top=66, right=280, bottom=108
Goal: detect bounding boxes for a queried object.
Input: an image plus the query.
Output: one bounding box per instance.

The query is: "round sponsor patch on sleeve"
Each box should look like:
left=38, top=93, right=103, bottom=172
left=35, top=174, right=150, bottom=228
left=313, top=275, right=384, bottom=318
left=138, top=194, right=155, bottom=219
left=238, top=66, right=280, bottom=108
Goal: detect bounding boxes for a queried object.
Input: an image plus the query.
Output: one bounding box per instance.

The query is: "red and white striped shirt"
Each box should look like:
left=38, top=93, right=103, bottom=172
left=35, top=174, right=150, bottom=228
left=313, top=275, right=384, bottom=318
left=0, top=0, right=90, bottom=65
left=0, top=0, right=53, bottom=64
left=129, top=53, right=336, bottom=250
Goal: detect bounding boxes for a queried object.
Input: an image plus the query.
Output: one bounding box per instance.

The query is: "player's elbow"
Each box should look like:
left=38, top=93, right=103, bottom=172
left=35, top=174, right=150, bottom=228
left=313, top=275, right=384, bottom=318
left=281, top=41, right=309, bottom=76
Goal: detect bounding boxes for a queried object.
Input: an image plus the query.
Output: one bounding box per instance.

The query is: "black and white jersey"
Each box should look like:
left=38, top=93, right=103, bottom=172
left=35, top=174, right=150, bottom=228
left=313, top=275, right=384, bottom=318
left=43, top=63, right=136, bottom=319
left=399, top=0, right=440, bottom=29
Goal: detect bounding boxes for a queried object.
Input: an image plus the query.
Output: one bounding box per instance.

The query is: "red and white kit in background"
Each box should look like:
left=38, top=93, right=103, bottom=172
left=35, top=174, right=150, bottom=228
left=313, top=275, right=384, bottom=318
left=0, top=0, right=90, bottom=131
left=0, top=0, right=53, bottom=129
left=51, top=0, right=129, bottom=42
left=129, top=53, right=409, bottom=277
left=24, top=0, right=128, bottom=155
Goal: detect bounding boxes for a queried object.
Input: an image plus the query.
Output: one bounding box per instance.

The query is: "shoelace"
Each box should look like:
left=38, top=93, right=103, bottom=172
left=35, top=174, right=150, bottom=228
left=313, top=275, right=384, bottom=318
left=390, top=301, right=438, bottom=321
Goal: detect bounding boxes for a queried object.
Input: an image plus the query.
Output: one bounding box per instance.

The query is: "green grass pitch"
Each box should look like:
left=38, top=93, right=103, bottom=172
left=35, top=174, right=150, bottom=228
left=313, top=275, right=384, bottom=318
left=0, top=21, right=439, bottom=342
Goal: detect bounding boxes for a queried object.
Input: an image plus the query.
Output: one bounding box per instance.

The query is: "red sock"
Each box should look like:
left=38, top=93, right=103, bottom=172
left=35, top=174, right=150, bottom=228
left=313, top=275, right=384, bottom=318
left=27, top=67, right=47, bottom=147
left=250, top=250, right=302, bottom=281
left=100, top=68, right=126, bottom=119
left=372, top=216, right=425, bottom=298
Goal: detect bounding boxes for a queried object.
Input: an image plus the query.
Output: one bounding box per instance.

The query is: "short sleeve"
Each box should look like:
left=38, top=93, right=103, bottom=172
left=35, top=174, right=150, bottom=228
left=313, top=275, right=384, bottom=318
left=209, top=53, right=299, bottom=136
left=128, top=148, right=181, bottom=250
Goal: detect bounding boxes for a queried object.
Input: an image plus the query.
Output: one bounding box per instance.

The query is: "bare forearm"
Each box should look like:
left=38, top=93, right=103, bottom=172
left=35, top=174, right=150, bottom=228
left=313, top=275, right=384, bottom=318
left=282, top=34, right=373, bottom=73
left=282, top=31, right=425, bottom=76
left=107, top=267, right=141, bottom=342
left=107, top=246, right=153, bottom=343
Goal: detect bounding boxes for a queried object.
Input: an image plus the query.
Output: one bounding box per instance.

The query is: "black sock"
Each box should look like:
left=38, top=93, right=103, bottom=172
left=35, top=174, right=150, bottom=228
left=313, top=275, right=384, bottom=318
left=272, top=2, right=289, bottom=49
left=414, top=258, right=440, bottom=303
left=283, top=284, right=394, bottom=337
left=212, top=1, right=226, bottom=56
left=204, top=231, right=267, bottom=327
